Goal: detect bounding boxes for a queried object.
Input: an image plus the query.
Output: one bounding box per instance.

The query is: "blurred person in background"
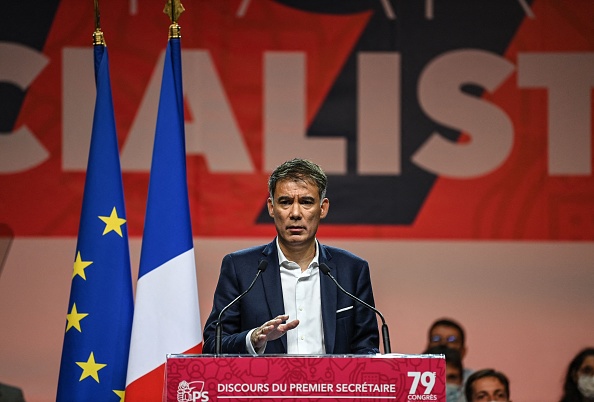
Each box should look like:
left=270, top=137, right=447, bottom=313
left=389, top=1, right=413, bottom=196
left=560, top=347, right=594, bottom=402
left=426, top=318, right=474, bottom=381
left=0, top=382, right=25, bottom=402
left=464, top=369, right=510, bottom=402
left=424, top=345, right=465, bottom=402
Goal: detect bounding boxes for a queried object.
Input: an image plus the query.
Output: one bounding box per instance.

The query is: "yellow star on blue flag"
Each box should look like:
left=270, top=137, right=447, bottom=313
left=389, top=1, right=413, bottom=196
left=72, top=252, right=93, bottom=280
left=98, top=207, right=126, bottom=237
left=76, top=352, right=107, bottom=383
left=66, top=303, right=88, bottom=333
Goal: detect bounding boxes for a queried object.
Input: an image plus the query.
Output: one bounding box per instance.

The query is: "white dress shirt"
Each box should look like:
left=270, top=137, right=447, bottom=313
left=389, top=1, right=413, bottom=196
left=246, top=239, right=325, bottom=355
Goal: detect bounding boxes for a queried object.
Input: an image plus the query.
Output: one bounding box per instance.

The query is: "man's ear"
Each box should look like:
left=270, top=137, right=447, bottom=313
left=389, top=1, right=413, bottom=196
left=267, top=198, right=274, bottom=217
left=320, top=198, right=329, bottom=219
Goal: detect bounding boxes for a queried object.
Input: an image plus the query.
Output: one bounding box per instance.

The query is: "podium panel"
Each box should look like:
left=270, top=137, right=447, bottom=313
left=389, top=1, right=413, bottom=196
left=165, top=354, right=445, bottom=402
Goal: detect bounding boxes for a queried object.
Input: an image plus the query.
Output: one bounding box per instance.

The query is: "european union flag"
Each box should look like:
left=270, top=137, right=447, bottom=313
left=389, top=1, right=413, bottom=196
left=56, top=41, right=133, bottom=402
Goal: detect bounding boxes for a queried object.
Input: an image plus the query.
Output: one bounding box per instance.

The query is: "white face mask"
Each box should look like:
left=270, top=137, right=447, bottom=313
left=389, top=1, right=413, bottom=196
left=446, top=383, right=462, bottom=402
left=578, top=375, right=594, bottom=398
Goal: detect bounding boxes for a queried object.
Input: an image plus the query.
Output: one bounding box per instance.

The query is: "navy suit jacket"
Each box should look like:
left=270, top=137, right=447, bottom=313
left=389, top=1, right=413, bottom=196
left=203, top=239, right=380, bottom=354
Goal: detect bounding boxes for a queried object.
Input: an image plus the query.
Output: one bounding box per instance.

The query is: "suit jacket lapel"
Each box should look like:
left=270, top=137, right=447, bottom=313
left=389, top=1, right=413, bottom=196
left=319, top=244, right=337, bottom=354
left=261, top=240, right=287, bottom=351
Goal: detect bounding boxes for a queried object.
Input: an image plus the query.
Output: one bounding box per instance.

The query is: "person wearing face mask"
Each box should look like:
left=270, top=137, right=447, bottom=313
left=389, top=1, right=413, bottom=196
left=560, top=347, right=594, bottom=402
left=464, top=369, right=511, bottom=402
left=424, top=345, right=466, bottom=402
left=425, top=318, right=474, bottom=382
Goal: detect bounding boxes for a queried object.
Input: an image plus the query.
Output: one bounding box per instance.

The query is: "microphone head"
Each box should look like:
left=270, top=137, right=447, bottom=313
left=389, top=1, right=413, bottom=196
left=318, top=263, right=330, bottom=275
left=258, top=260, right=269, bottom=272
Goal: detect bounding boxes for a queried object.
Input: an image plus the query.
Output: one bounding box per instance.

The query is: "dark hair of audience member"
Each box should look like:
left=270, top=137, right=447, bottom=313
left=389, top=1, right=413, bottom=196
left=560, top=347, right=594, bottom=402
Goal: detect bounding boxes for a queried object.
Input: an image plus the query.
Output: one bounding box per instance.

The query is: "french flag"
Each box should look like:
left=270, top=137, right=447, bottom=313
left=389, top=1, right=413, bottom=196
left=125, top=35, right=202, bottom=401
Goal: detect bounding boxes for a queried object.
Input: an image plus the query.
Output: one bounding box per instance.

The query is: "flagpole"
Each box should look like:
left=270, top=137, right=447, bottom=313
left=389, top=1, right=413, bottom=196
left=93, top=0, right=105, bottom=46
left=164, top=0, right=184, bottom=39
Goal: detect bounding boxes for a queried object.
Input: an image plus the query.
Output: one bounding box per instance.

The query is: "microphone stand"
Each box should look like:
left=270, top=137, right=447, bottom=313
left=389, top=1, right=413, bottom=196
left=319, top=263, right=391, bottom=354
left=215, top=260, right=268, bottom=355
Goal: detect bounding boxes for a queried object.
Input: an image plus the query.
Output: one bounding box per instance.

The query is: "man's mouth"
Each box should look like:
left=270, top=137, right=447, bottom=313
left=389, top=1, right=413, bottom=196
left=287, top=226, right=305, bottom=233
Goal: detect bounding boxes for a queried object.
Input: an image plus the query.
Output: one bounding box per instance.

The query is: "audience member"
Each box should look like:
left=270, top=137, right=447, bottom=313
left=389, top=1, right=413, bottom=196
left=464, top=369, right=510, bottom=402
left=0, top=382, right=26, bottom=402
left=424, top=345, right=465, bottom=402
left=560, top=347, right=594, bottom=402
left=426, top=318, right=473, bottom=381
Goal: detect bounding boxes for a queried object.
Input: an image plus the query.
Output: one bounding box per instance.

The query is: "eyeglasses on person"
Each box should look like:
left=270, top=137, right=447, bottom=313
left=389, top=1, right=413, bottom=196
left=430, top=335, right=459, bottom=343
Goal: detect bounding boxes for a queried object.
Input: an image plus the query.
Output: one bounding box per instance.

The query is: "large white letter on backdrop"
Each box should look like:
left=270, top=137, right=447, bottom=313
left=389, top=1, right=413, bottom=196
left=264, top=52, right=346, bottom=174
left=0, top=42, right=49, bottom=173
left=518, top=53, right=594, bottom=176
left=413, top=49, right=515, bottom=178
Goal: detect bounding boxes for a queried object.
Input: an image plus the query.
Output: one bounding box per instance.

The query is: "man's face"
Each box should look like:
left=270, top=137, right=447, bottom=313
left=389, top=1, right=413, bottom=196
left=469, top=377, right=509, bottom=402
left=428, top=325, right=465, bottom=357
left=267, top=179, right=328, bottom=251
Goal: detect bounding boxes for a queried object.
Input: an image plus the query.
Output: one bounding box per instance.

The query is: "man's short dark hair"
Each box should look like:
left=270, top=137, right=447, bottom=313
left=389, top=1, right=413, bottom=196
left=268, top=158, right=328, bottom=202
left=465, top=369, right=510, bottom=402
left=428, top=318, right=466, bottom=346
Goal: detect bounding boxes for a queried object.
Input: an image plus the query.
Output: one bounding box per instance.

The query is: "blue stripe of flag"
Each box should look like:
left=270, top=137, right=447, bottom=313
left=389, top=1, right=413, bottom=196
left=138, top=38, right=193, bottom=278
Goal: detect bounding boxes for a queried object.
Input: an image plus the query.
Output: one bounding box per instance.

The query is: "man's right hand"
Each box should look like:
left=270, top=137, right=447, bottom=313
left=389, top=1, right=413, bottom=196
left=251, top=314, right=299, bottom=351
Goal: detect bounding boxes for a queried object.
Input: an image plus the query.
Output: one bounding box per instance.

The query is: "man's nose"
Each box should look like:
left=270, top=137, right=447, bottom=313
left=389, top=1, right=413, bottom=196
left=289, top=202, right=301, bottom=219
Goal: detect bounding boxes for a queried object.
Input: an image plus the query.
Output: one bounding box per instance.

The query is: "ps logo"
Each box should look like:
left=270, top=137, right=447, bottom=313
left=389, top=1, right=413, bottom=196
left=177, top=380, right=209, bottom=402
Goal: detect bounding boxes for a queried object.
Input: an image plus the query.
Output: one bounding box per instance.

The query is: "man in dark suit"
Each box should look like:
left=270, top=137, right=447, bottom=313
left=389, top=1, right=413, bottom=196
left=203, top=158, right=379, bottom=355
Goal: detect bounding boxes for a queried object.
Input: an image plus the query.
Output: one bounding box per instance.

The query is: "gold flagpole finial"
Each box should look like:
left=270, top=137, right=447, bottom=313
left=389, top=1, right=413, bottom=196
left=164, top=0, right=185, bottom=39
left=93, top=0, right=106, bottom=45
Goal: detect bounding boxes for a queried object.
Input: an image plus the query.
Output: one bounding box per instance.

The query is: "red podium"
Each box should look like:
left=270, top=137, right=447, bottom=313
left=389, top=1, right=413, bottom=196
left=165, top=354, right=445, bottom=401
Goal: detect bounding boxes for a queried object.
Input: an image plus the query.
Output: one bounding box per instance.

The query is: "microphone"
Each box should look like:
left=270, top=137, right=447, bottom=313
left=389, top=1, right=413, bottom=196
left=318, top=263, right=391, bottom=354
left=215, top=259, right=268, bottom=355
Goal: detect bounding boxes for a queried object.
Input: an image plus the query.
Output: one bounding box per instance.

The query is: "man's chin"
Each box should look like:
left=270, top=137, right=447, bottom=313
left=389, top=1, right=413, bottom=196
left=280, top=234, right=311, bottom=245
left=286, top=236, right=305, bottom=242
